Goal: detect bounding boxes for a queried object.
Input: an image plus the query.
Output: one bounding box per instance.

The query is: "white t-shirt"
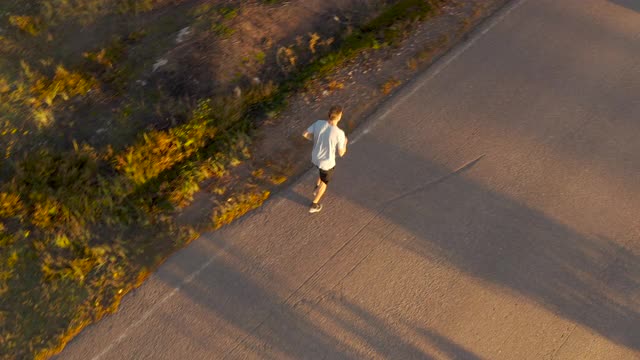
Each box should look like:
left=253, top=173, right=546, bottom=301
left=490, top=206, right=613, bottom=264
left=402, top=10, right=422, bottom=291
left=307, top=120, right=346, bottom=170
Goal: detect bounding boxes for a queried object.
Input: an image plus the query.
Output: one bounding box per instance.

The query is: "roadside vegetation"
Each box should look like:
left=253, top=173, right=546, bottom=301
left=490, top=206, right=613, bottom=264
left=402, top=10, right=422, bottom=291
left=0, top=0, right=445, bottom=358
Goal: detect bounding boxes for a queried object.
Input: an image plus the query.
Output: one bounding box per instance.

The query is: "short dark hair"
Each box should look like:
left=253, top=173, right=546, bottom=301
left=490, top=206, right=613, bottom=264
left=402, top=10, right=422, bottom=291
left=328, top=105, right=343, bottom=121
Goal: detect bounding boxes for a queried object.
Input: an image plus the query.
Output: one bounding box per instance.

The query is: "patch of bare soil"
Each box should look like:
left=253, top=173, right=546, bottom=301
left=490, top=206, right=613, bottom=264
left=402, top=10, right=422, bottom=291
left=180, top=0, right=511, bottom=227
left=159, top=0, right=387, bottom=97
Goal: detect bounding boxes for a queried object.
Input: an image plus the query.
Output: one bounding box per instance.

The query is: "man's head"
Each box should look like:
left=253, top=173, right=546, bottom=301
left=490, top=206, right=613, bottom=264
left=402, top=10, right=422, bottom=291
left=328, top=105, right=343, bottom=123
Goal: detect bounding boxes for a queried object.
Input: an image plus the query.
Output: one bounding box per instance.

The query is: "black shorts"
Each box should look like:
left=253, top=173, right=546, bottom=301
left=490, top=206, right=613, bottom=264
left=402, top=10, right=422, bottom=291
left=318, top=167, right=335, bottom=184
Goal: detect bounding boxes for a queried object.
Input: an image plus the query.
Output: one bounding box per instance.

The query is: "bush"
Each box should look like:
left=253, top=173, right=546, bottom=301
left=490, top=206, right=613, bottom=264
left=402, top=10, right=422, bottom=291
left=115, top=100, right=220, bottom=185
left=116, top=82, right=275, bottom=186
left=9, top=15, right=43, bottom=36
left=212, top=189, right=270, bottom=229
left=30, top=65, right=97, bottom=107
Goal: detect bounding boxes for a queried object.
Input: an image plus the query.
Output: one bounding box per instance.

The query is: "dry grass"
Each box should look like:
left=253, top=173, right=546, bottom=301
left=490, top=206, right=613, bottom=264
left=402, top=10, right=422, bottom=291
left=328, top=80, right=345, bottom=91
left=381, top=77, right=402, bottom=95
left=212, top=189, right=270, bottom=229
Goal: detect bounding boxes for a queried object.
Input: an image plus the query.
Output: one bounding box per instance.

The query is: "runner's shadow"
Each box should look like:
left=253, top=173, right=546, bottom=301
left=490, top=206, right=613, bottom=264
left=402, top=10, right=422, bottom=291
left=278, top=188, right=312, bottom=208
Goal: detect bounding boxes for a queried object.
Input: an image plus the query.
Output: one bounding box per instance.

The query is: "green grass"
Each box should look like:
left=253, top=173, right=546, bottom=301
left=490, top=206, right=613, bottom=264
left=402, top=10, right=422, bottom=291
left=192, top=3, right=239, bottom=37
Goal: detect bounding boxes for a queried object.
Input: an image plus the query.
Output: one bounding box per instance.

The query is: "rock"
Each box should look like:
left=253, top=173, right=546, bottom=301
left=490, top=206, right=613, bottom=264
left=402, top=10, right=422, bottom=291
left=176, top=27, right=192, bottom=44
left=153, top=58, right=168, bottom=72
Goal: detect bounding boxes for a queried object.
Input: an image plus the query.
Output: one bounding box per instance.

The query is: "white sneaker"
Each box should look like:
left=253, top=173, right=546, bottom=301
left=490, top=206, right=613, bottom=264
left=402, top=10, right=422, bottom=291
left=309, top=203, right=323, bottom=213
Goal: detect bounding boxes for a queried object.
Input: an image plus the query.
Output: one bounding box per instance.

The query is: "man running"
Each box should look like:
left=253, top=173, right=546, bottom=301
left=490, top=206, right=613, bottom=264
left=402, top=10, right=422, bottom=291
left=302, top=105, right=348, bottom=213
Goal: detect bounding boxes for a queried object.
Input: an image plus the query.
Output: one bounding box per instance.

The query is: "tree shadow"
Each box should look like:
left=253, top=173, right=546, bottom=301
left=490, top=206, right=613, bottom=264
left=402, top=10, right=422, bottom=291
left=152, top=236, right=485, bottom=359
left=411, top=325, right=484, bottom=360
left=329, top=135, right=640, bottom=352
left=609, top=0, right=640, bottom=12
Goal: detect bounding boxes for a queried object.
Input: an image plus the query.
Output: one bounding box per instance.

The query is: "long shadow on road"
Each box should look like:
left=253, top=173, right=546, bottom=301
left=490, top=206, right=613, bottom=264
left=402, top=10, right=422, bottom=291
left=154, top=133, right=639, bottom=358
left=331, top=135, right=640, bottom=352
left=157, top=235, right=483, bottom=359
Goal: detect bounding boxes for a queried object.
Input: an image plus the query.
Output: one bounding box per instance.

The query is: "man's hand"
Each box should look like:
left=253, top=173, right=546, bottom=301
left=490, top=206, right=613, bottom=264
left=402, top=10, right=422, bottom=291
left=302, top=131, right=313, bottom=141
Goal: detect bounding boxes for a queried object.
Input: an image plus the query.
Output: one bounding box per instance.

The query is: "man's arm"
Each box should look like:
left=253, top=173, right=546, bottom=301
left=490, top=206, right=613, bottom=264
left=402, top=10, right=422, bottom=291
left=338, top=136, right=348, bottom=157
left=303, top=121, right=316, bottom=141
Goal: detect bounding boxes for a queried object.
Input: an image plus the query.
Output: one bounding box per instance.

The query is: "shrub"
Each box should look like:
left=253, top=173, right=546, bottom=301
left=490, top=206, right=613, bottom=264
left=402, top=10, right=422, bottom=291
left=115, top=100, right=220, bottom=185
left=8, top=15, right=43, bottom=36
left=13, top=143, right=131, bottom=234
left=381, top=78, right=401, bottom=95
left=30, top=65, right=97, bottom=107
left=0, top=192, right=24, bottom=218
left=212, top=189, right=270, bottom=229
left=116, top=82, right=275, bottom=186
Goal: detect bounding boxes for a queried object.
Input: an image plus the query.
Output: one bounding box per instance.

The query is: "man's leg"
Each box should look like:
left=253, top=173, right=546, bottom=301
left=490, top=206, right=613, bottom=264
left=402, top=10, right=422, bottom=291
left=312, top=181, right=327, bottom=204
left=313, top=176, right=322, bottom=196
left=310, top=168, right=333, bottom=213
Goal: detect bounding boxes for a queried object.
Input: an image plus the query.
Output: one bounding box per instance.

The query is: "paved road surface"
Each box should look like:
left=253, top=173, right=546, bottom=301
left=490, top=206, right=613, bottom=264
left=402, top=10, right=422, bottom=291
left=58, top=0, right=640, bottom=359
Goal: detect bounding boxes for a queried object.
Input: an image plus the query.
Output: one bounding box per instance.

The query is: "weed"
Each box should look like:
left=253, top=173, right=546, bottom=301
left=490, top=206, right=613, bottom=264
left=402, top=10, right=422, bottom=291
left=164, top=138, right=249, bottom=209
left=212, top=188, right=270, bottom=229
left=9, top=15, right=43, bottom=36
left=193, top=4, right=239, bottom=38
left=115, top=100, right=219, bottom=185
left=364, top=0, right=432, bottom=32
left=212, top=22, right=236, bottom=37
left=32, top=107, right=55, bottom=128
left=30, top=65, right=97, bottom=107
left=0, top=119, right=27, bottom=160
left=461, top=17, right=472, bottom=31
left=308, top=32, right=321, bottom=53
left=116, top=81, right=275, bottom=186
left=218, top=6, right=239, bottom=20
left=407, top=58, right=418, bottom=70
left=277, top=46, right=298, bottom=73
left=0, top=192, right=23, bottom=218
left=254, top=51, right=266, bottom=65
left=328, top=80, right=345, bottom=91
left=117, top=0, right=163, bottom=14
left=471, top=5, right=484, bottom=21
left=83, top=31, right=147, bottom=91
left=381, top=78, right=402, bottom=95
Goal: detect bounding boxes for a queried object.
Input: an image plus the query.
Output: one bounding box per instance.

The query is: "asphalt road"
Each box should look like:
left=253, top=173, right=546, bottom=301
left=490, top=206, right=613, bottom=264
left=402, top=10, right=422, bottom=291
left=57, top=0, right=640, bottom=359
